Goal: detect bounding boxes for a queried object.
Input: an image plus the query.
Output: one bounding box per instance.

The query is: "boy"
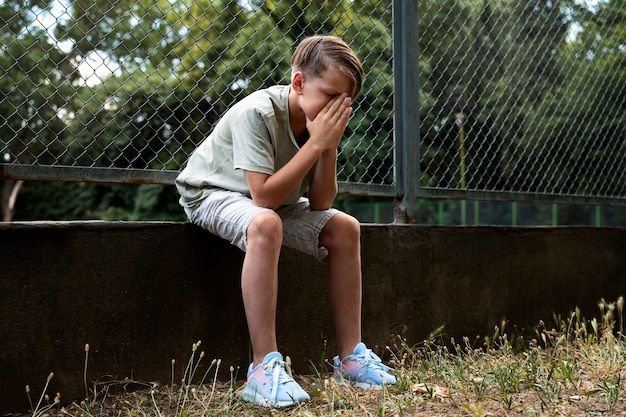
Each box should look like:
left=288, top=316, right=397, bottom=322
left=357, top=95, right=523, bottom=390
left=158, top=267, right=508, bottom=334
left=176, top=35, right=396, bottom=408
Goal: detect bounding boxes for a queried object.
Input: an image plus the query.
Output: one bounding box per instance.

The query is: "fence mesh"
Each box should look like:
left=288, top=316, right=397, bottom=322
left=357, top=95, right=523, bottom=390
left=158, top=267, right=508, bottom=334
left=1, top=0, right=625, bottom=204
left=418, top=0, right=625, bottom=203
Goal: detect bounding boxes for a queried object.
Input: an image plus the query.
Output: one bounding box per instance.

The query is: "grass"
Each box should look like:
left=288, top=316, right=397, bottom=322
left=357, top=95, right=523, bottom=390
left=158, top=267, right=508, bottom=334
left=26, top=297, right=625, bottom=416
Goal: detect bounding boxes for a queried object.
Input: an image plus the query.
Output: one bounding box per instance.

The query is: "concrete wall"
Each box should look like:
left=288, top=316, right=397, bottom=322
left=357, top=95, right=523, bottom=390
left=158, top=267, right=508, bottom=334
left=0, top=222, right=625, bottom=413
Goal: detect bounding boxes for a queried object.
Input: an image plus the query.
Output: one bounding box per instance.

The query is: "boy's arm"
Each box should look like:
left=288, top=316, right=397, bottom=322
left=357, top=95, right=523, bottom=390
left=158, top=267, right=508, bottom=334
left=245, top=139, right=325, bottom=210
left=307, top=148, right=338, bottom=210
left=246, top=94, right=351, bottom=210
left=306, top=93, right=352, bottom=210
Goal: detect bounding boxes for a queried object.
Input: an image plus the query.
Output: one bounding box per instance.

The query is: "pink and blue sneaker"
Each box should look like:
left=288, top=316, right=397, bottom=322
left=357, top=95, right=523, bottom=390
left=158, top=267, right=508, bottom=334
left=333, top=342, right=397, bottom=389
left=241, top=352, right=310, bottom=407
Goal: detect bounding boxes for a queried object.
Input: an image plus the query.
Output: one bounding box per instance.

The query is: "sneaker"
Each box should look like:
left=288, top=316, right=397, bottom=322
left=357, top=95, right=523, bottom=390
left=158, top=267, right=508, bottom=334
left=241, top=352, right=310, bottom=407
left=333, top=342, right=397, bottom=389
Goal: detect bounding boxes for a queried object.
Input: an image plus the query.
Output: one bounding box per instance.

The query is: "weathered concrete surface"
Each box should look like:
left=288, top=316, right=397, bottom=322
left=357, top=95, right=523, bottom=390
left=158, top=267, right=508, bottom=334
left=0, top=222, right=625, bottom=413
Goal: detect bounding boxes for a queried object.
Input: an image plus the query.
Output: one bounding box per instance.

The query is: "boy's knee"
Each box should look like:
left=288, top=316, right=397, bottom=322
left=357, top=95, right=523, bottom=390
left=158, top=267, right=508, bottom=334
left=322, top=213, right=361, bottom=248
left=247, top=211, right=283, bottom=247
left=338, top=213, right=361, bottom=238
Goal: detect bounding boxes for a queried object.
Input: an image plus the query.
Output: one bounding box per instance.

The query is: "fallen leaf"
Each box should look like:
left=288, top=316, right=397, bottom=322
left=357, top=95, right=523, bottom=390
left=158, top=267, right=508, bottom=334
left=412, top=383, right=450, bottom=399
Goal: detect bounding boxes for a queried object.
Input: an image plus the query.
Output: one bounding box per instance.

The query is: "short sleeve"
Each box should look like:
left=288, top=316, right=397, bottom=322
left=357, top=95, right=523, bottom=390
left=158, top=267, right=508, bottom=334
left=231, top=106, right=276, bottom=175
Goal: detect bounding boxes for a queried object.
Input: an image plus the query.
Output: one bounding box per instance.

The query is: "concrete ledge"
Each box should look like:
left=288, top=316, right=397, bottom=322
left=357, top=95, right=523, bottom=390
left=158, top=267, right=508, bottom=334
left=1, top=222, right=625, bottom=413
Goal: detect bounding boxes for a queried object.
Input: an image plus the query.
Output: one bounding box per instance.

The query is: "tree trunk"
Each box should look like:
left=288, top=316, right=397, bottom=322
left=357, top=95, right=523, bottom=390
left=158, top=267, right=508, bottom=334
left=2, top=180, right=24, bottom=222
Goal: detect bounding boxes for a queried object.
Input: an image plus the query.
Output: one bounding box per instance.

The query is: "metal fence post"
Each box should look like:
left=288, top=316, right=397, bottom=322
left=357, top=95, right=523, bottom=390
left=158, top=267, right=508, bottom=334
left=393, top=0, right=420, bottom=223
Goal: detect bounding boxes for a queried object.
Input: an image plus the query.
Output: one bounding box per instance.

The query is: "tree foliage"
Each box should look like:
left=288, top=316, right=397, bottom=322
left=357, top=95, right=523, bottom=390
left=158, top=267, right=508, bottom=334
left=1, top=0, right=624, bottom=221
left=419, top=0, right=625, bottom=196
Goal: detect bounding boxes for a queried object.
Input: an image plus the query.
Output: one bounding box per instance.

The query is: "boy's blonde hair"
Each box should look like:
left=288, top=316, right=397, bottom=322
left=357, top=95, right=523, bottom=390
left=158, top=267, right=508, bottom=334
left=291, top=35, right=364, bottom=98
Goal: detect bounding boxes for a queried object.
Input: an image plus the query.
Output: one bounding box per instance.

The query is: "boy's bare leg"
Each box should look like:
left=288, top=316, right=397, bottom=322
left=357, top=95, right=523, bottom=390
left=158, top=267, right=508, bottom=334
left=320, top=213, right=363, bottom=359
left=241, top=211, right=283, bottom=366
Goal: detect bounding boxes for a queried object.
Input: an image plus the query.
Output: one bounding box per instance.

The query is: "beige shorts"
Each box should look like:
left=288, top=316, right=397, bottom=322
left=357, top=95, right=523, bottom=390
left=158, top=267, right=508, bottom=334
left=184, top=190, right=340, bottom=262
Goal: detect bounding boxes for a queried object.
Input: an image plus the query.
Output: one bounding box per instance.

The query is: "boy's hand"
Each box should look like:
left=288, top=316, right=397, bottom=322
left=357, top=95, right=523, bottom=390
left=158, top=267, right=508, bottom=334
left=306, top=93, right=352, bottom=152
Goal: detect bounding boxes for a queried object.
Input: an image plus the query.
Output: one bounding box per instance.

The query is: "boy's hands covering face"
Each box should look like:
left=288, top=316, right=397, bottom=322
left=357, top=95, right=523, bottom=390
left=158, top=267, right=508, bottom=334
left=306, top=93, right=352, bottom=152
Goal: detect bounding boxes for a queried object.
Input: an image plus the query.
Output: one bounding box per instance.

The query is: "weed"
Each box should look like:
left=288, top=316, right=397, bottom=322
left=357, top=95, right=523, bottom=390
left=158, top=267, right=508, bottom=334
left=22, top=298, right=626, bottom=416
left=598, top=374, right=623, bottom=411
left=83, top=343, right=89, bottom=402
left=462, top=402, right=485, bottom=417
left=26, top=372, right=60, bottom=417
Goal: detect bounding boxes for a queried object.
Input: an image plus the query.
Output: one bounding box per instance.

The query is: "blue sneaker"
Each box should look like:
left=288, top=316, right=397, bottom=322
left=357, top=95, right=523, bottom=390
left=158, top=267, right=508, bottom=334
left=241, top=352, right=310, bottom=407
left=333, top=342, right=397, bottom=389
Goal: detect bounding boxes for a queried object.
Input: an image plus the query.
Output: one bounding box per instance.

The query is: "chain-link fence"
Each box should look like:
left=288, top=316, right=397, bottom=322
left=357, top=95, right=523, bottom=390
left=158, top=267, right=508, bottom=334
left=1, top=0, right=625, bottom=210
left=415, top=0, right=626, bottom=209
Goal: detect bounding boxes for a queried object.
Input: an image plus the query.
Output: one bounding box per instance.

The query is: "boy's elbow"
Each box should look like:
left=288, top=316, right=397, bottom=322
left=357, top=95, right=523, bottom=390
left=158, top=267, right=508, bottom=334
left=308, top=190, right=337, bottom=211
left=251, top=195, right=279, bottom=210
left=309, top=201, right=332, bottom=211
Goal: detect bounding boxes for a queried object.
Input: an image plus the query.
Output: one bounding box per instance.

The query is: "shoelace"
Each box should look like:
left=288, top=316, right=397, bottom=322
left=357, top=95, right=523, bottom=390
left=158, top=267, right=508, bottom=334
left=263, top=358, right=295, bottom=403
left=351, top=347, right=393, bottom=372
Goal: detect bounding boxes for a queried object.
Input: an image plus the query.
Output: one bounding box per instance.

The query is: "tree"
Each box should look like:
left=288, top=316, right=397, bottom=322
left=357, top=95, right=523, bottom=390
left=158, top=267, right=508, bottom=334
left=418, top=0, right=603, bottom=195
left=0, top=0, right=75, bottom=221
left=513, top=0, right=626, bottom=197
left=6, top=0, right=623, bottom=221
left=7, top=0, right=397, bottom=220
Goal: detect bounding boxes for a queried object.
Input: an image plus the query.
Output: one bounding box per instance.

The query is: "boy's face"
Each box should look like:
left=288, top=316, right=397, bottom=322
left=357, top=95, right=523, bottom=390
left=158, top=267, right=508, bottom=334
left=294, top=68, right=353, bottom=121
